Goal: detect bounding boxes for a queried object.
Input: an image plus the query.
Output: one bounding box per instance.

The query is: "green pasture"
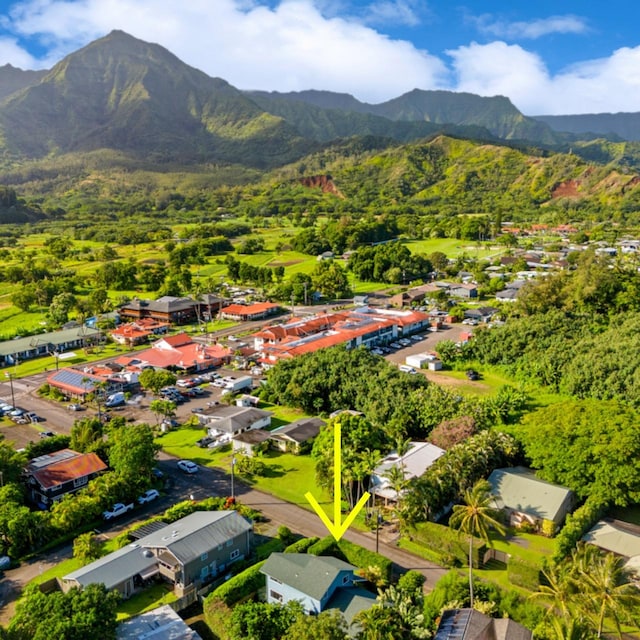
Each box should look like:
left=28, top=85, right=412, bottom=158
left=404, top=237, right=504, bottom=260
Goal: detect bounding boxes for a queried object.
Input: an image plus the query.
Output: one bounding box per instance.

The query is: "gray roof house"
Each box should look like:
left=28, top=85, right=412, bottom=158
left=61, top=511, right=253, bottom=599
left=261, top=553, right=376, bottom=628
left=269, top=417, right=326, bottom=453
left=487, top=466, right=574, bottom=530
left=583, top=519, right=640, bottom=577
left=0, top=326, right=102, bottom=366
left=435, top=608, right=532, bottom=640
left=194, top=405, right=272, bottom=437
left=370, top=442, right=445, bottom=504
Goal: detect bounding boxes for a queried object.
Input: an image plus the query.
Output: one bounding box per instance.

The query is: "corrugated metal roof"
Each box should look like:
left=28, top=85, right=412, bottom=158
left=29, top=450, right=107, bottom=489
left=140, top=511, right=252, bottom=565
left=488, top=466, right=573, bottom=523
left=64, top=543, right=158, bottom=590
left=64, top=511, right=253, bottom=590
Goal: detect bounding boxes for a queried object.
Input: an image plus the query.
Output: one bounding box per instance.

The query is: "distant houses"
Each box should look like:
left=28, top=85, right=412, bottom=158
left=0, top=325, right=102, bottom=367
left=254, top=307, right=430, bottom=364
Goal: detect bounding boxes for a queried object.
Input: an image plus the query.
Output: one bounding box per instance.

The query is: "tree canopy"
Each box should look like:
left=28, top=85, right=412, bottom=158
left=515, top=399, right=640, bottom=506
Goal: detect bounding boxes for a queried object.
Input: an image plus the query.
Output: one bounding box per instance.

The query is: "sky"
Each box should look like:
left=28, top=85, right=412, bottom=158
left=0, top=0, right=639, bottom=115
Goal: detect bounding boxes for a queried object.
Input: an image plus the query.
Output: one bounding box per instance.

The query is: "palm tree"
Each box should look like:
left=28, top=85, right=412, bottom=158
left=573, top=545, right=640, bottom=638
left=448, top=479, right=505, bottom=608
left=531, top=561, right=576, bottom=619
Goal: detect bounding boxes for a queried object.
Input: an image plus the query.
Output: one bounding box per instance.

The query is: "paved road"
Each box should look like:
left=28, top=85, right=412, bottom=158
left=0, top=455, right=445, bottom=624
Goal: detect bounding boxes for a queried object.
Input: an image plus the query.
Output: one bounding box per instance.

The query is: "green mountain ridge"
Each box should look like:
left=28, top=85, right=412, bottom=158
left=0, top=30, right=313, bottom=168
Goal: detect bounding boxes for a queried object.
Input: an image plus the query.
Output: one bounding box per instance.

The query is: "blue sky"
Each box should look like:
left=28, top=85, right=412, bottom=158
left=0, top=0, right=638, bottom=115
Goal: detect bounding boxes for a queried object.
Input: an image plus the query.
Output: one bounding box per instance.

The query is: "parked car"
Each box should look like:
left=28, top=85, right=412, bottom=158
left=26, top=412, right=41, bottom=423
left=102, top=502, right=134, bottom=520
left=39, top=430, right=55, bottom=438
left=192, top=387, right=205, bottom=396
left=68, top=403, right=82, bottom=411
left=196, top=436, right=215, bottom=448
left=138, top=489, right=160, bottom=504
left=177, top=460, right=199, bottom=474
left=466, top=369, right=480, bottom=381
left=151, top=467, right=164, bottom=479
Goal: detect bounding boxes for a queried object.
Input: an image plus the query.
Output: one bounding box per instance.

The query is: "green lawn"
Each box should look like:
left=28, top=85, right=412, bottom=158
left=116, top=582, right=177, bottom=620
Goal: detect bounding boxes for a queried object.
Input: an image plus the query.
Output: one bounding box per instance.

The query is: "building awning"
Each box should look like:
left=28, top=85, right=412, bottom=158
left=138, top=564, right=160, bottom=581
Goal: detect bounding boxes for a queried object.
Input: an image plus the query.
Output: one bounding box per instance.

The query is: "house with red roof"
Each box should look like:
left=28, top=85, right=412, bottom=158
left=220, top=302, right=280, bottom=321
left=116, top=333, right=232, bottom=373
left=110, top=319, right=169, bottom=346
left=25, top=448, right=108, bottom=509
left=47, top=367, right=127, bottom=400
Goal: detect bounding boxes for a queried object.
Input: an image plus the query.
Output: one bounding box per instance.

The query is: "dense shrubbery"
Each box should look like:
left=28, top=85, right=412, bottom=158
left=308, top=536, right=393, bottom=584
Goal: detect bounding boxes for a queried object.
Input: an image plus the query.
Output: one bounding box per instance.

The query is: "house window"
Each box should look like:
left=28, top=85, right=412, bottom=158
left=342, top=575, right=350, bottom=585
left=218, top=544, right=223, bottom=551
left=226, top=539, right=233, bottom=547
left=73, top=476, right=88, bottom=488
left=230, top=549, right=240, bottom=561
left=270, top=590, right=283, bottom=602
left=200, top=552, right=208, bottom=561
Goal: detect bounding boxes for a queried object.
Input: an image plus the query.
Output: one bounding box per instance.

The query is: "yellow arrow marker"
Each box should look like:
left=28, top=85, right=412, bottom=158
left=305, top=421, right=371, bottom=541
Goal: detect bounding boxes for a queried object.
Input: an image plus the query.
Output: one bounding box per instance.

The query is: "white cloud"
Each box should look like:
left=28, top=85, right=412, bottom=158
left=447, top=41, right=640, bottom=115
left=362, top=1, right=421, bottom=27
left=471, top=14, right=588, bottom=40
left=0, top=36, right=40, bottom=69
left=1, top=0, right=447, bottom=103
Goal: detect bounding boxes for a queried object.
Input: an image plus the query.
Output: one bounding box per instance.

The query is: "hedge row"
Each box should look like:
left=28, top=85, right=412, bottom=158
left=205, top=560, right=266, bottom=606
left=308, top=536, right=392, bottom=584
left=507, top=556, right=541, bottom=591
left=256, top=538, right=286, bottom=561
left=408, top=522, right=484, bottom=568
left=553, top=497, right=606, bottom=563
left=284, top=537, right=319, bottom=553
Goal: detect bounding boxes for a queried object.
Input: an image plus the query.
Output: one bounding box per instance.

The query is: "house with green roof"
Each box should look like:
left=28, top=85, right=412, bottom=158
left=487, top=466, right=575, bottom=533
left=260, top=553, right=376, bottom=628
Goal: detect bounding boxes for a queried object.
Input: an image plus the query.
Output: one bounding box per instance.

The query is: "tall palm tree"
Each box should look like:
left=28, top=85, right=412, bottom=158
left=573, top=545, right=640, bottom=638
left=449, top=479, right=506, bottom=608
left=531, top=561, right=576, bottom=619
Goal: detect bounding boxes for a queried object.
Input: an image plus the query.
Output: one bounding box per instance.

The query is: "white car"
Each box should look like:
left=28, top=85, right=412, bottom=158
left=138, top=489, right=160, bottom=504
left=177, top=460, right=198, bottom=474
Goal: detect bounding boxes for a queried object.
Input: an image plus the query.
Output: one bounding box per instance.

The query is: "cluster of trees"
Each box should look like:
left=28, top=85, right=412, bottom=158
left=514, top=399, right=640, bottom=508
left=226, top=256, right=284, bottom=288
left=346, top=242, right=431, bottom=284
left=263, top=346, right=526, bottom=441
left=445, top=253, right=640, bottom=407
left=2, top=583, right=120, bottom=640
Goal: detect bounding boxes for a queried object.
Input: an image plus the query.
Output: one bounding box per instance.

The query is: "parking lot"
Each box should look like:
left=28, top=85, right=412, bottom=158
left=0, top=366, right=263, bottom=450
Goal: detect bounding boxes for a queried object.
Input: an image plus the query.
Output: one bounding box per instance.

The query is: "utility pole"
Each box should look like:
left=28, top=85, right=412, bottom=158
left=5, top=372, right=15, bottom=409
left=375, top=510, right=382, bottom=554
left=231, top=456, right=236, bottom=500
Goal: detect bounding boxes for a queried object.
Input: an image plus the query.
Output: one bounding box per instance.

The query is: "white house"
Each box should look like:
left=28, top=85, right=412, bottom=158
left=370, top=441, right=445, bottom=503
